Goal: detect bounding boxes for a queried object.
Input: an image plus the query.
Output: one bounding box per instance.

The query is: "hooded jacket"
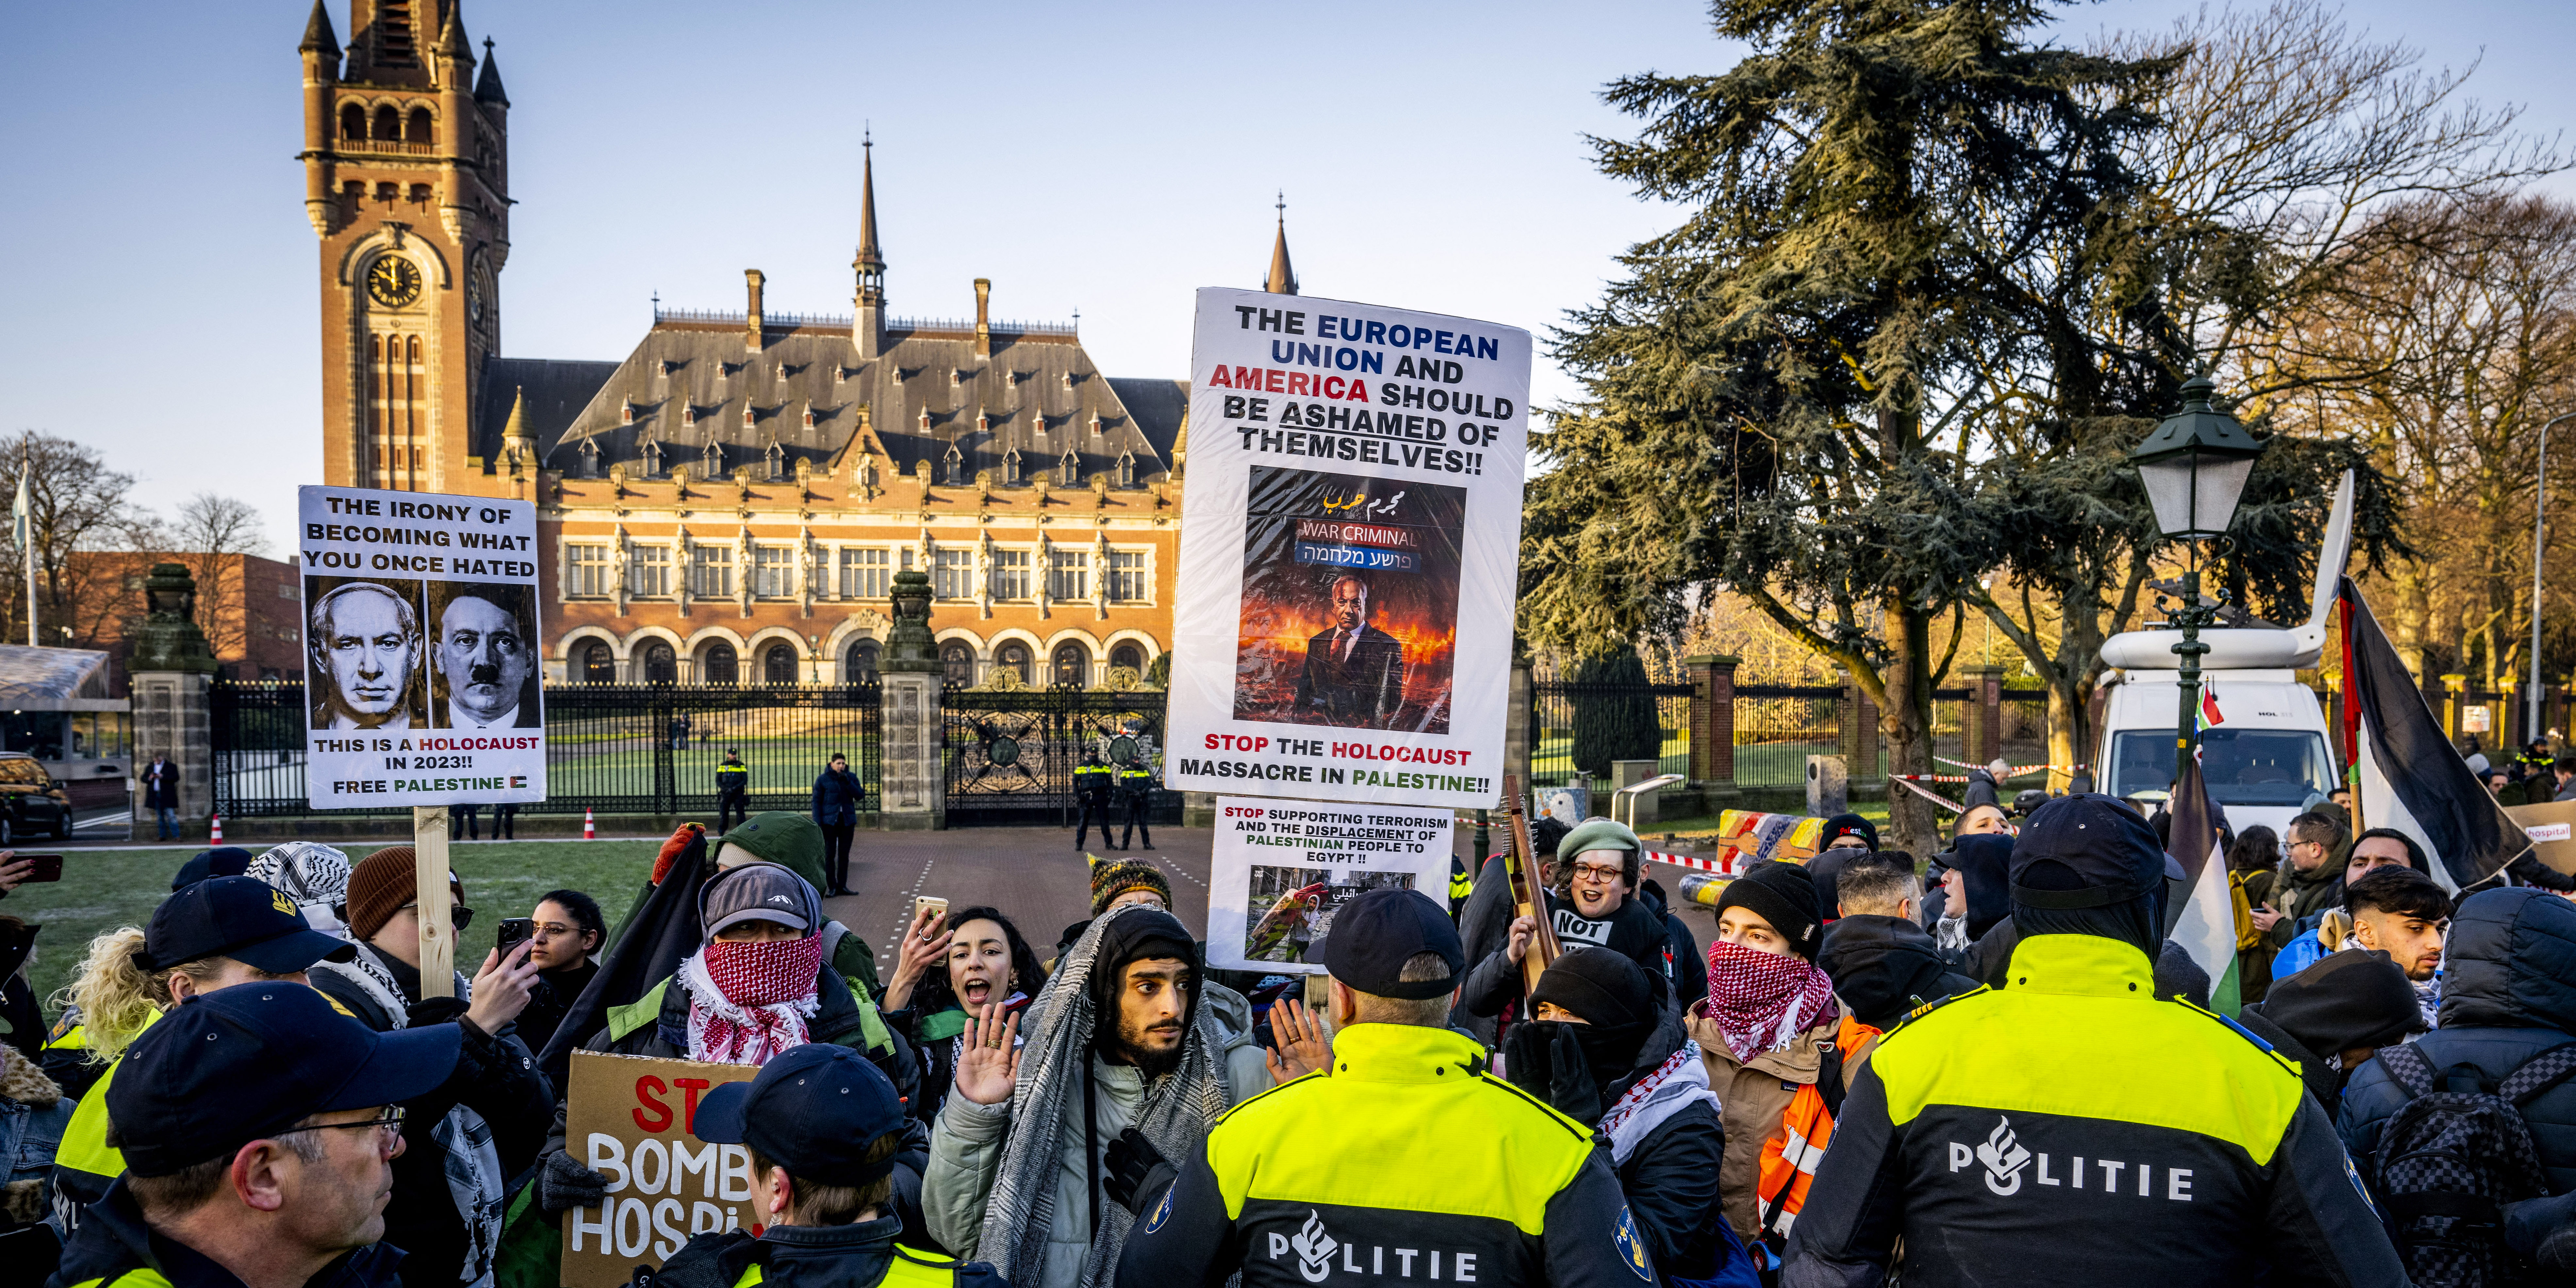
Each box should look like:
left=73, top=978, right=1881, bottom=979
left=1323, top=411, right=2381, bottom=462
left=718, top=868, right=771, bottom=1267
left=2338, top=886, right=2576, bottom=1194
left=48, top=1181, right=405, bottom=1288
left=1684, top=1000, right=1860, bottom=1241
left=1817, top=915, right=1980, bottom=1032
left=1600, top=1011, right=1731, bottom=1285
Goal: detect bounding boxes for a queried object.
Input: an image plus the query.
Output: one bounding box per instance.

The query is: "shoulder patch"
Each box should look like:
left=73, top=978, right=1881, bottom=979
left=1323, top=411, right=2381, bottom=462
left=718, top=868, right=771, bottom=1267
left=1611, top=1205, right=1653, bottom=1281
left=1876, top=984, right=1991, bottom=1041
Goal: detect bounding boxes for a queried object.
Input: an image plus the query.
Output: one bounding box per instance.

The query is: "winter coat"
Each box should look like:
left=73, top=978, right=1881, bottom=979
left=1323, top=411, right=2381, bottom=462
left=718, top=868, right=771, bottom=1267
left=2271, top=858, right=2344, bottom=942
left=1448, top=854, right=1520, bottom=1044
left=48, top=1180, right=406, bottom=1288
left=2338, top=886, right=2576, bottom=1194
left=811, top=766, right=866, bottom=826
left=920, top=982, right=1271, bottom=1288
left=2, top=1043, right=67, bottom=1276
left=1598, top=1012, right=1731, bottom=1285
left=1461, top=892, right=1673, bottom=1021
left=1816, top=913, right=1981, bottom=1031
left=306, top=945, right=554, bottom=1288
left=1685, top=1002, right=1865, bottom=1240
left=574, top=953, right=915, bottom=1103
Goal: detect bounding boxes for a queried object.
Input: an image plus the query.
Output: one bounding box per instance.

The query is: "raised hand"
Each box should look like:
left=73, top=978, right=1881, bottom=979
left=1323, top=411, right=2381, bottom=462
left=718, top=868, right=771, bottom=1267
left=881, top=904, right=953, bottom=1013
left=464, top=940, right=542, bottom=1035
left=952, top=1001, right=1022, bottom=1106
left=1505, top=914, right=1538, bottom=964
left=1264, top=995, right=1333, bottom=1083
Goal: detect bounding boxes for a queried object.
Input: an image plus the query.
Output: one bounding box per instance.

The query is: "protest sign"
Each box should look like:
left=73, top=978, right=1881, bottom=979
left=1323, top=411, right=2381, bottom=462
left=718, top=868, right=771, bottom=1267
left=298, top=485, right=544, bottom=810
left=559, top=1051, right=762, bottom=1288
left=1206, top=795, right=1456, bottom=974
left=1166, top=289, right=1529, bottom=812
left=2505, top=800, right=2576, bottom=876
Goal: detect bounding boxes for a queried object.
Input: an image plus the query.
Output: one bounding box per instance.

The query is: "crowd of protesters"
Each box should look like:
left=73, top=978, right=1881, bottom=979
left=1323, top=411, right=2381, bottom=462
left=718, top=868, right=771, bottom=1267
left=0, top=769, right=2570, bottom=1288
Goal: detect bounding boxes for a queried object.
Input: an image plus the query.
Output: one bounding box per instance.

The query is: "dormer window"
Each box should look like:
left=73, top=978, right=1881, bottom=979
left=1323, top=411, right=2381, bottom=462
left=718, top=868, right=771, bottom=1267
left=702, top=443, right=724, bottom=476
left=1002, top=449, right=1022, bottom=487
left=943, top=444, right=965, bottom=486
left=950, top=369, right=964, bottom=388
left=1058, top=448, right=1079, bottom=485
left=918, top=406, right=932, bottom=432
left=641, top=439, right=664, bottom=477
left=620, top=399, right=635, bottom=426
left=1060, top=371, right=1073, bottom=391
left=1089, top=414, right=1102, bottom=438
left=765, top=443, right=786, bottom=481
left=660, top=360, right=680, bottom=379
left=835, top=366, right=851, bottom=386
left=1117, top=451, right=1136, bottom=488
left=976, top=412, right=990, bottom=433
left=742, top=406, right=756, bottom=430
left=681, top=402, right=698, bottom=428
left=578, top=437, right=601, bottom=478
left=801, top=404, right=816, bottom=432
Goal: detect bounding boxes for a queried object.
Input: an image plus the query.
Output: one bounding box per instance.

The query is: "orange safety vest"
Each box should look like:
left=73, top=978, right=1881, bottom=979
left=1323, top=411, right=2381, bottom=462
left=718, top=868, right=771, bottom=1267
left=1755, top=1013, right=1880, bottom=1240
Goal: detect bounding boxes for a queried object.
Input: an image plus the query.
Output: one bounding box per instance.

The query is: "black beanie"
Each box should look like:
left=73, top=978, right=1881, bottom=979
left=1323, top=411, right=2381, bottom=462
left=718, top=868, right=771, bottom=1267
left=1820, top=813, right=1878, bottom=852
left=2249, top=948, right=2424, bottom=1056
left=1529, top=946, right=1656, bottom=1036
left=1714, top=860, right=1824, bottom=959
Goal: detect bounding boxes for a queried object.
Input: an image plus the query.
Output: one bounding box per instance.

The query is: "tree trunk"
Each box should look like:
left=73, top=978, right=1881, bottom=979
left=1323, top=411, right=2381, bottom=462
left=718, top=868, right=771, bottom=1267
left=1880, top=592, right=1939, bottom=856
left=2046, top=674, right=2089, bottom=795
left=2392, top=562, right=2431, bottom=685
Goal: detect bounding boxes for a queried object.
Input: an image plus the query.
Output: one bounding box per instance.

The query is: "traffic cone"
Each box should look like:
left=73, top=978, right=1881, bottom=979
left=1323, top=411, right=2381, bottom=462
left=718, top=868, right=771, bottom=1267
left=209, top=813, right=223, bottom=843
left=583, top=808, right=596, bottom=840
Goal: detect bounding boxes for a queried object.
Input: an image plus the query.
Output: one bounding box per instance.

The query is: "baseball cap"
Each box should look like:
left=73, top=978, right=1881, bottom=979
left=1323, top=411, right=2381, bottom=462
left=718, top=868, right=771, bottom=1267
left=1321, top=888, right=1463, bottom=999
left=108, top=983, right=460, bottom=1176
left=171, top=847, right=254, bottom=891
left=691, top=1044, right=906, bottom=1187
left=2009, top=794, right=2166, bottom=909
left=143, top=876, right=357, bottom=974
left=699, top=861, right=818, bottom=937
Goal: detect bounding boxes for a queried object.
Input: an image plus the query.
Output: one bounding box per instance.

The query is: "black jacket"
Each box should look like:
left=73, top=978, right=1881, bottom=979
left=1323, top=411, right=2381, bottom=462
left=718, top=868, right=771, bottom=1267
left=1817, top=914, right=1980, bottom=1032
left=307, top=948, right=554, bottom=1288
left=1634, top=884, right=1707, bottom=1010
left=2338, top=886, right=2576, bottom=1194
left=1600, top=1012, right=1729, bottom=1285
left=811, top=766, right=866, bottom=826
left=1461, top=892, right=1671, bottom=1019
left=512, top=959, right=599, bottom=1062
left=49, top=1178, right=406, bottom=1288
left=648, top=1214, right=1004, bottom=1288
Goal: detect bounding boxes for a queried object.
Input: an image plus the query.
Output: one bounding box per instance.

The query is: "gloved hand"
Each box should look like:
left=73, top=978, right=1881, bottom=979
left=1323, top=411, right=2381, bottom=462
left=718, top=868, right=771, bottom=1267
left=653, top=822, right=706, bottom=886
left=539, top=1148, right=611, bottom=1213
left=1103, top=1127, right=1177, bottom=1216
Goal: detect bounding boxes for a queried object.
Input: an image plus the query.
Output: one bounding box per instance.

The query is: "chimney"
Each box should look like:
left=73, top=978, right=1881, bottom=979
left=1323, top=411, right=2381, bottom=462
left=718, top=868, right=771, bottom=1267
left=974, top=278, right=992, bottom=359
left=745, top=269, right=765, bottom=352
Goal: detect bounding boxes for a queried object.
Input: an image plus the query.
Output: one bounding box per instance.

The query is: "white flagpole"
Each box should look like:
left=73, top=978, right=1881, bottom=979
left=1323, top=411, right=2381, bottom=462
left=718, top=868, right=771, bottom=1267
left=15, top=446, right=32, bottom=649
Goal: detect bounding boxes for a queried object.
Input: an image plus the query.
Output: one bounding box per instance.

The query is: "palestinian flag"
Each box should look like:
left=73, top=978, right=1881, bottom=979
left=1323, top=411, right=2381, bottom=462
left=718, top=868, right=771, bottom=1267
left=2166, top=749, right=2241, bottom=1015
left=533, top=824, right=713, bottom=1086
left=2338, top=576, right=2532, bottom=890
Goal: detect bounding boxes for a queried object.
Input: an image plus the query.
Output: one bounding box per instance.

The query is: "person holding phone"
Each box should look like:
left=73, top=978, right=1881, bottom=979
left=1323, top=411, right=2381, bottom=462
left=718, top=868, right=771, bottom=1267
left=878, top=903, right=1050, bottom=1121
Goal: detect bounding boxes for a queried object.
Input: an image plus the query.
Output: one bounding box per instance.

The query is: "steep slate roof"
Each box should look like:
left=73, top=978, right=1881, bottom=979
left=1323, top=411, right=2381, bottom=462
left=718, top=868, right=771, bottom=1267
left=474, top=358, right=621, bottom=464
left=538, top=316, right=1183, bottom=486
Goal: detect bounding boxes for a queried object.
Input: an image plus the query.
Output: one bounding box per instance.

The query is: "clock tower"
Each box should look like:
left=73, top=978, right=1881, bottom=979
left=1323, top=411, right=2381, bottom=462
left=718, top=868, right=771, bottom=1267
left=299, top=0, right=511, bottom=492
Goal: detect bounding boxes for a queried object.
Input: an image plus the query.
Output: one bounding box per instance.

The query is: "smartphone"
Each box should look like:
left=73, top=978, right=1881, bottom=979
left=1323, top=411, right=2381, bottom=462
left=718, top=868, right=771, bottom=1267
left=496, top=917, right=534, bottom=958
left=914, top=895, right=949, bottom=926
left=16, top=854, right=60, bottom=883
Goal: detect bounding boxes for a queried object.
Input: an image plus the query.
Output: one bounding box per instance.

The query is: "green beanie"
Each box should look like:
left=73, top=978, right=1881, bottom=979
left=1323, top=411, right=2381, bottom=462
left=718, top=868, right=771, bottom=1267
left=720, top=811, right=827, bottom=892
left=1559, top=817, right=1645, bottom=887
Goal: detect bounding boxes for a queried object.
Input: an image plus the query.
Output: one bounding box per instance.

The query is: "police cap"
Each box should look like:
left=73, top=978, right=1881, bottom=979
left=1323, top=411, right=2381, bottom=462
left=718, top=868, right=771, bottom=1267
left=692, top=1044, right=906, bottom=1186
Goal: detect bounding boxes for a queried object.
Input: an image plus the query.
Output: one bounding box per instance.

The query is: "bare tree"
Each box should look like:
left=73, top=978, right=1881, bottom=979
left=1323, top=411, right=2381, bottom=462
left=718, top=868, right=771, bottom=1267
left=0, top=432, right=158, bottom=651
left=163, top=494, right=273, bottom=660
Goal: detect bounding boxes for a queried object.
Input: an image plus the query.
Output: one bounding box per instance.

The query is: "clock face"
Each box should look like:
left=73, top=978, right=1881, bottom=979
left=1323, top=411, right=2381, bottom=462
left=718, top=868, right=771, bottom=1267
left=367, top=256, right=422, bottom=309
left=468, top=280, right=484, bottom=322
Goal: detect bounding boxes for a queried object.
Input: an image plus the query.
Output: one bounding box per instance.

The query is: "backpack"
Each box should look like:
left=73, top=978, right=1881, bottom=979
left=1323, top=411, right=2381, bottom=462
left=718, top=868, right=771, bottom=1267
left=2369, top=1040, right=2576, bottom=1287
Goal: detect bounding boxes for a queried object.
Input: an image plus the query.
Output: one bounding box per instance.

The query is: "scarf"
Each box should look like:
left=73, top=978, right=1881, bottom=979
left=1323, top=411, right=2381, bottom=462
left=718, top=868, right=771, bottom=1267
left=246, top=842, right=353, bottom=936
left=681, top=937, right=824, bottom=1065
left=976, top=904, right=1230, bottom=1288
left=1933, top=911, right=1970, bottom=956
left=1700, top=940, right=1837, bottom=1064
left=1600, top=1041, right=1718, bottom=1166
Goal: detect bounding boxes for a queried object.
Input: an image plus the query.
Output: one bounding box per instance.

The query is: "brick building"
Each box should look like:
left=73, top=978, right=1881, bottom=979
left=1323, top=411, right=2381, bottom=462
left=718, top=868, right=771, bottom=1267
left=295, top=1, right=1254, bottom=685
left=78, top=552, right=306, bottom=691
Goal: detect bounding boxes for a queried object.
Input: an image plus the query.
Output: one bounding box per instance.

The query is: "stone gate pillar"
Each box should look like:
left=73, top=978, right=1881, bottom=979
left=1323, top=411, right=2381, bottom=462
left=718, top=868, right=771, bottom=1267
left=878, top=570, right=944, bottom=829
left=128, top=562, right=220, bottom=834
left=1685, top=654, right=1741, bottom=808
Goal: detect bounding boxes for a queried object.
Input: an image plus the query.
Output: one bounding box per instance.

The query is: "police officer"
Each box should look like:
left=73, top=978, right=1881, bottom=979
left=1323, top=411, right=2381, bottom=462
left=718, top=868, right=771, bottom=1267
left=1781, top=795, right=2407, bottom=1287
left=48, top=984, right=461, bottom=1288
left=1073, top=750, right=1115, bottom=852
left=653, top=1044, right=1002, bottom=1288
left=1107, top=888, right=1654, bottom=1288
left=52, top=877, right=359, bottom=1242
left=1114, top=756, right=1157, bottom=853
left=717, top=749, right=752, bottom=834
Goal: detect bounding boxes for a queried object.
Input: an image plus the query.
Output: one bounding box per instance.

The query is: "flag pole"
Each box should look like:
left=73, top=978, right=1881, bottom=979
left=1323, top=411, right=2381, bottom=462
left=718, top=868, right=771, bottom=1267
left=16, top=443, right=33, bottom=649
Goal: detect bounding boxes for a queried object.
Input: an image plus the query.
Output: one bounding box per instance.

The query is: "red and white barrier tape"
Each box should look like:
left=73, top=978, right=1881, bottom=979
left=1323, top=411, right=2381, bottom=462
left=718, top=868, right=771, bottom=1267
left=1643, top=847, right=1736, bottom=876
left=1932, top=756, right=2089, bottom=778
left=1890, top=775, right=1967, bottom=813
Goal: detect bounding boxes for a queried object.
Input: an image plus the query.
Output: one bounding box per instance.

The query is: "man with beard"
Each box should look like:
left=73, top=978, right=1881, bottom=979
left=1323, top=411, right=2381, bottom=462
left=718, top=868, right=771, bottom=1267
left=430, top=590, right=538, bottom=729
left=925, top=905, right=1270, bottom=1288
left=310, top=583, right=421, bottom=730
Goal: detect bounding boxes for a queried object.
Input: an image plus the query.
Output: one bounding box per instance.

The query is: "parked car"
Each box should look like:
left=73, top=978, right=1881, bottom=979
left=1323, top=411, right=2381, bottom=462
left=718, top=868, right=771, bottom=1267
left=0, top=753, right=74, bottom=842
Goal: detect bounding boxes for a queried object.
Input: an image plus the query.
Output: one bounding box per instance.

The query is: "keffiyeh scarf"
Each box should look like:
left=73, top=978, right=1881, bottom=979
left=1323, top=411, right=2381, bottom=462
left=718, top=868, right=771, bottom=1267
left=1600, top=1041, right=1719, bottom=1166
left=681, top=936, right=824, bottom=1065
left=976, top=904, right=1230, bottom=1288
left=1700, top=940, right=1838, bottom=1063
left=246, top=842, right=353, bottom=936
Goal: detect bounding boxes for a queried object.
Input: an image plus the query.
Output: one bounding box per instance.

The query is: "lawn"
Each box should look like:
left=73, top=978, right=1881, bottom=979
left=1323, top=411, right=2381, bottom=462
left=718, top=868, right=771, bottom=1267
left=3, top=839, right=662, bottom=1021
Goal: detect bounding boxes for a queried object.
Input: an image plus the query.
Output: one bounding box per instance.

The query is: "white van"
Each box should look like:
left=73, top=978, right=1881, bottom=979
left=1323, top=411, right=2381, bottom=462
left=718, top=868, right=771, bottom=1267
left=2091, top=474, right=2357, bottom=846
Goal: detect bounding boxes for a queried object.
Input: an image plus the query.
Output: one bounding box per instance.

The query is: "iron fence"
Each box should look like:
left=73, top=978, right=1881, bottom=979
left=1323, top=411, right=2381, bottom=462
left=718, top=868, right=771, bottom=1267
left=1528, top=678, right=1694, bottom=787
left=940, top=682, right=1175, bottom=826
left=1732, top=684, right=1844, bottom=787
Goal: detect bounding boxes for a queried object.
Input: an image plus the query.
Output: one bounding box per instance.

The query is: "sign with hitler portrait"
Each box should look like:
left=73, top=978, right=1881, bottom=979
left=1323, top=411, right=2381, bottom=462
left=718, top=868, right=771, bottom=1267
left=1166, top=288, right=1529, bottom=811
left=559, top=1052, right=762, bottom=1288
left=298, top=485, right=545, bottom=810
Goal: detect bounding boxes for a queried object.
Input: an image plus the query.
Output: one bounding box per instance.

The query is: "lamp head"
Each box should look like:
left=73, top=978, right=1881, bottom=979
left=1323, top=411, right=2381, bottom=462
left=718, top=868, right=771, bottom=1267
left=2131, top=374, right=2266, bottom=541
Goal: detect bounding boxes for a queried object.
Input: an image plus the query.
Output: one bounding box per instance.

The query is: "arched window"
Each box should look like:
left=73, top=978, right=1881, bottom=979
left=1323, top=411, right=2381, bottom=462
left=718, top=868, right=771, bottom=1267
left=763, top=642, right=799, bottom=685
left=1110, top=643, right=1144, bottom=674
left=374, top=104, right=400, bottom=141
left=940, top=641, right=976, bottom=686
left=996, top=642, right=1033, bottom=687
left=845, top=638, right=880, bottom=682
left=405, top=106, right=434, bottom=145
left=701, top=643, right=738, bottom=686
left=1052, top=643, right=1089, bottom=688
left=638, top=640, right=677, bottom=685
left=341, top=104, right=366, bottom=142
left=579, top=640, right=615, bottom=684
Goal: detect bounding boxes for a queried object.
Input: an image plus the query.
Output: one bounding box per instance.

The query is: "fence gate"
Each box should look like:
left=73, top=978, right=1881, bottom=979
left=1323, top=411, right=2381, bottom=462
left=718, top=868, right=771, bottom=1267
left=941, top=684, right=1175, bottom=827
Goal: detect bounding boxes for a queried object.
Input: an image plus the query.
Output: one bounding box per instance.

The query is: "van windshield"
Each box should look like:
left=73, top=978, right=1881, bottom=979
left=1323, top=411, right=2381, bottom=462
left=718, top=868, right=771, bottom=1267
left=2106, top=728, right=2336, bottom=807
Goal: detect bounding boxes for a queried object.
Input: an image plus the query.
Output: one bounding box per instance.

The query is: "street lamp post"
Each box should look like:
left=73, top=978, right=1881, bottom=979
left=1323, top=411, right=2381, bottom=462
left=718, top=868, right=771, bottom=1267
left=2132, top=374, right=2269, bottom=787
left=2530, top=413, right=2575, bottom=744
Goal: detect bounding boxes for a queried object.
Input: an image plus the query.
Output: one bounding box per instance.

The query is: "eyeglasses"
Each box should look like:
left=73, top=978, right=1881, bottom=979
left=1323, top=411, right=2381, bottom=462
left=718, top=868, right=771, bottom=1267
left=274, top=1107, right=406, bottom=1144
left=530, top=921, right=580, bottom=940
left=395, top=904, right=474, bottom=931
left=1570, top=862, right=1624, bottom=884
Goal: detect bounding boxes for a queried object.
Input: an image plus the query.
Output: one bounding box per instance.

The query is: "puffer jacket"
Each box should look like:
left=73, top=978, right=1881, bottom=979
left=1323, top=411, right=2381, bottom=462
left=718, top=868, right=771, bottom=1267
left=2338, top=886, right=2576, bottom=1194
left=1685, top=1002, right=1867, bottom=1240
left=921, top=980, right=1271, bottom=1288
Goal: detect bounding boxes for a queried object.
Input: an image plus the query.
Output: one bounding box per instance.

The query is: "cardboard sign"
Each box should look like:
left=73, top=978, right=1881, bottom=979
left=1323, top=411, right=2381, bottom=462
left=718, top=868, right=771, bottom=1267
left=1205, top=796, right=1455, bottom=974
left=298, top=484, right=547, bottom=809
left=2505, top=800, right=2576, bottom=876
left=1165, top=289, right=1531, bottom=811
left=559, top=1051, right=763, bottom=1288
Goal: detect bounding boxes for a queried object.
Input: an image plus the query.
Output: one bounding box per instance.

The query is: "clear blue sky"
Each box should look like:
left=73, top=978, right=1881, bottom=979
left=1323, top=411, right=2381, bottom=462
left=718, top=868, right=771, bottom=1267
left=2, top=1, right=2569, bottom=556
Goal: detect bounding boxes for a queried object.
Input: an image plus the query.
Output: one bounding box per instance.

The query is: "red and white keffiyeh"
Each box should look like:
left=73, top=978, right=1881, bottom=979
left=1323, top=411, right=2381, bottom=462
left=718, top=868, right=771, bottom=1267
left=1698, top=940, right=1837, bottom=1064
left=681, top=936, right=825, bottom=1065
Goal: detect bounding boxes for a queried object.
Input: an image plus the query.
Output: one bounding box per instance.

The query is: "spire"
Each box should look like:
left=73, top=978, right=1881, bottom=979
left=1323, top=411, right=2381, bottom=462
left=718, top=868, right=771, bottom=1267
left=299, top=0, right=339, bottom=54
left=855, top=131, right=886, bottom=278
left=434, top=0, right=471, bottom=59
left=1266, top=191, right=1298, bottom=296
left=474, top=36, right=510, bottom=104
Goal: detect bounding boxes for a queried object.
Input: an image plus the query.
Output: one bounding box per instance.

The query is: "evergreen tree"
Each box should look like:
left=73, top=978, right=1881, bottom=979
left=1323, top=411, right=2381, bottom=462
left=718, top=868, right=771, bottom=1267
left=1569, top=648, right=1663, bottom=778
